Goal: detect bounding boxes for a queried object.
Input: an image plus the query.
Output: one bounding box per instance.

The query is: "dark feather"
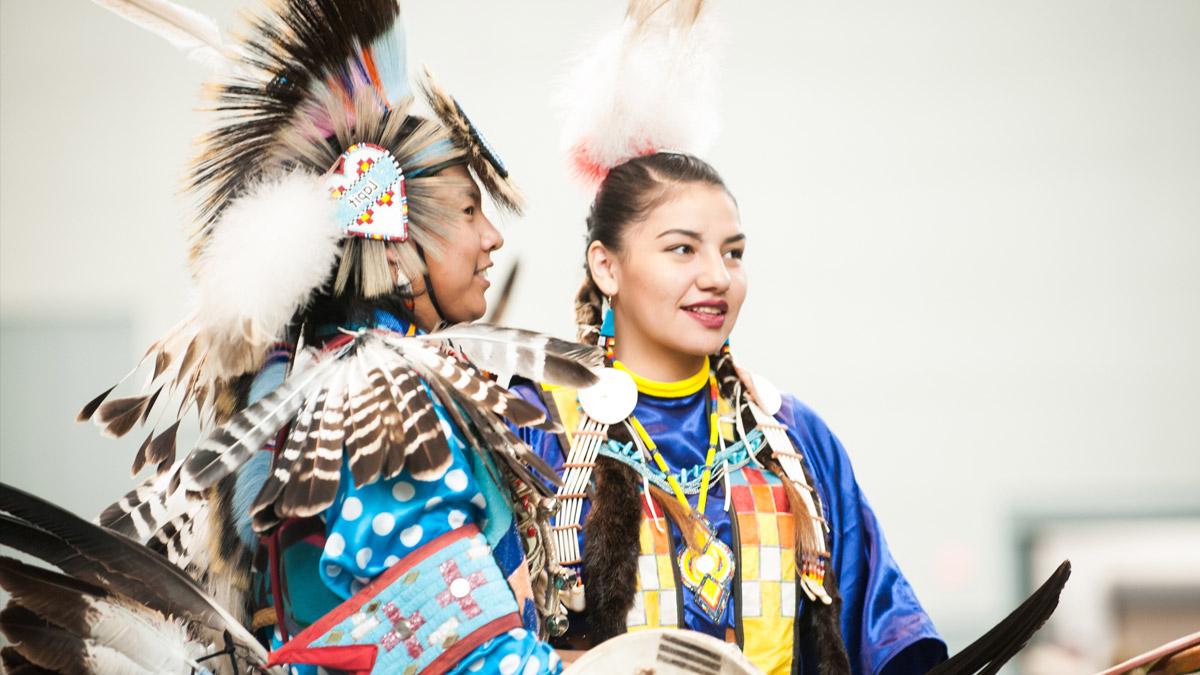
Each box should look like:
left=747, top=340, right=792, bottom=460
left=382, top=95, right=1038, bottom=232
left=176, top=335, right=203, bottom=387
left=930, top=560, right=1071, bottom=675
left=435, top=370, right=559, bottom=496
left=345, top=365, right=391, bottom=487
left=0, top=557, right=110, bottom=635
left=152, top=349, right=172, bottom=383
left=95, top=395, right=151, bottom=439
left=148, top=420, right=182, bottom=474
left=97, top=471, right=176, bottom=541
left=130, top=431, right=155, bottom=476
left=138, top=386, right=164, bottom=425
left=180, top=355, right=335, bottom=492
left=0, top=482, right=266, bottom=662
left=280, top=387, right=345, bottom=518
left=380, top=361, right=449, bottom=481
left=76, top=385, right=116, bottom=423
left=1, top=645, right=58, bottom=675
left=417, top=346, right=550, bottom=429
left=0, top=605, right=91, bottom=675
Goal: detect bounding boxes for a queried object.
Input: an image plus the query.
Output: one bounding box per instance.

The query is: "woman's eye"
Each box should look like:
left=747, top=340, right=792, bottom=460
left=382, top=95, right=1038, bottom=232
left=724, top=248, right=744, bottom=260
left=668, top=244, right=693, bottom=255
left=463, top=205, right=476, bottom=217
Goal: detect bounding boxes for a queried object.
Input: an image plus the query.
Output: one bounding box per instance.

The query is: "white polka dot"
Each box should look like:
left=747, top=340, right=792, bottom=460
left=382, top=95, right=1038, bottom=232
left=354, top=575, right=371, bottom=585
left=467, top=659, right=485, bottom=672
left=508, top=628, right=528, bottom=641
left=392, top=481, right=415, bottom=502
left=324, top=563, right=342, bottom=578
left=355, top=547, right=372, bottom=569
left=425, top=496, right=443, bottom=510
left=549, top=652, right=561, bottom=670
left=445, top=469, right=468, bottom=492
left=471, top=493, right=487, bottom=509
left=384, top=555, right=400, bottom=568
left=324, top=533, right=346, bottom=557
left=448, top=509, right=467, bottom=529
left=340, top=497, right=363, bottom=521
left=498, top=654, right=521, bottom=675
left=441, top=419, right=455, bottom=436
left=400, top=524, right=424, bottom=547
left=372, top=512, right=396, bottom=535
left=522, top=656, right=541, bottom=675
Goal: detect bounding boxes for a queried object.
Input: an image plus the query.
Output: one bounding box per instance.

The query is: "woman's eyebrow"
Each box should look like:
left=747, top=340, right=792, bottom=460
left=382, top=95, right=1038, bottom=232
left=655, top=228, right=702, bottom=240
left=724, top=233, right=747, bottom=245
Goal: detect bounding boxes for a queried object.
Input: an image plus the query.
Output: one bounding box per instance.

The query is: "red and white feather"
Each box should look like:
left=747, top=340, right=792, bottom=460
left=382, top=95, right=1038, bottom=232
left=559, top=0, right=722, bottom=188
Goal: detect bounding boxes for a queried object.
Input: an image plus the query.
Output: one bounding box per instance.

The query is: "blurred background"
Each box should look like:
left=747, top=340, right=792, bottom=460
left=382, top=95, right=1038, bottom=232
left=1, top=1, right=1198, bottom=671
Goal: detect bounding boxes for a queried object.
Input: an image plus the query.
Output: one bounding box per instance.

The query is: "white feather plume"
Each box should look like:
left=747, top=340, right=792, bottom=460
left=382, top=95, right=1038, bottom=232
left=91, top=0, right=235, bottom=72
left=559, top=0, right=722, bottom=186
left=193, top=169, right=341, bottom=380
left=82, top=597, right=211, bottom=672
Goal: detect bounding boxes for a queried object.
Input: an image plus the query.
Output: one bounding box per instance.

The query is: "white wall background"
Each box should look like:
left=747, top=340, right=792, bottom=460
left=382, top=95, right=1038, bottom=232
left=2, top=0, right=1198, bottom=666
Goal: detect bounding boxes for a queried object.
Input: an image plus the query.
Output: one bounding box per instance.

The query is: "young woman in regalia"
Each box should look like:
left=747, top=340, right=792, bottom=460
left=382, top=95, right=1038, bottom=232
left=0, top=1, right=597, bottom=673
left=510, top=4, right=1071, bottom=673
left=509, top=2, right=949, bottom=673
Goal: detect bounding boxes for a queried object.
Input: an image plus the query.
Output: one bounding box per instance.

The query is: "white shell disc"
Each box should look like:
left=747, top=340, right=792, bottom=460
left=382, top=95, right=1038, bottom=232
left=577, top=367, right=638, bottom=425
left=750, top=371, right=783, bottom=416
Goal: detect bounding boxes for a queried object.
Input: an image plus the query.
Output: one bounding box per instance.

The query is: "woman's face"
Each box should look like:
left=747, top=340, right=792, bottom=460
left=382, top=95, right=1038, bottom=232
left=590, top=182, right=746, bottom=362
left=424, top=165, right=504, bottom=323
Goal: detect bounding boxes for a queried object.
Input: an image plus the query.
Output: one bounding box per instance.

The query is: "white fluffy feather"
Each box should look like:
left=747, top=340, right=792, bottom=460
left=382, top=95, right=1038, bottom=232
left=194, top=170, right=340, bottom=379
left=559, top=1, right=722, bottom=185
left=84, top=597, right=210, bottom=672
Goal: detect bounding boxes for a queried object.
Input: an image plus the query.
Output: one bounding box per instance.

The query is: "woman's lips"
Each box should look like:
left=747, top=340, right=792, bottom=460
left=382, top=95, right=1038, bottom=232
left=682, top=301, right=727, bottom=329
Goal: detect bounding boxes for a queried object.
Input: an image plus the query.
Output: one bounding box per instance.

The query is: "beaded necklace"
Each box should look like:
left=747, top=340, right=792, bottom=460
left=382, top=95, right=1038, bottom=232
left=624, top=369, right=736, bottom=624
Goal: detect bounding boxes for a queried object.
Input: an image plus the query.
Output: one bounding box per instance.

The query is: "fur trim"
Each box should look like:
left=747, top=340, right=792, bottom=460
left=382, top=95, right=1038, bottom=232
left=559, top=0, right=721, bottom=187
left=419, top=66, right=525, bottom=215
left=582, top=456, right=643, bottom=644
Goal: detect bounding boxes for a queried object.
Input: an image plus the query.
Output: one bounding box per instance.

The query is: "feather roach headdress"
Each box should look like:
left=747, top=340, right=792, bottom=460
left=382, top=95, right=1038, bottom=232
left=82, top=0, right=523, bottom=442
left=559, top=0, right=721, bottom=187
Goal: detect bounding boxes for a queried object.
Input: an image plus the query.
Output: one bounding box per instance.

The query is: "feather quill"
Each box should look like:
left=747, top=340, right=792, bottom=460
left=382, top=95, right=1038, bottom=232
left=417, top=324, right=603, bottom=388
left=90, top=0, right=234, bottom=71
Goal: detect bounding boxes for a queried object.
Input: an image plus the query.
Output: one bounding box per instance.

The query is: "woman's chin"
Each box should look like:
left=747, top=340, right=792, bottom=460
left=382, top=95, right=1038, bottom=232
left=660, top=331, right=728, bottom=360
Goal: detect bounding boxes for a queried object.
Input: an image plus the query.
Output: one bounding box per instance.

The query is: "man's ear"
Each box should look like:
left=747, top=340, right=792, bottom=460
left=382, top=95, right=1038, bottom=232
left=587, top=241, right=620, bottom=298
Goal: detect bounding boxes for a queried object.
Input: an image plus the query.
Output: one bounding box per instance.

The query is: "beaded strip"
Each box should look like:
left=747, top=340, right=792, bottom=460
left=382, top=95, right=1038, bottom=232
left=744, top=397, right=833, bottom=605
left=551, top=414, right=608, bottom=567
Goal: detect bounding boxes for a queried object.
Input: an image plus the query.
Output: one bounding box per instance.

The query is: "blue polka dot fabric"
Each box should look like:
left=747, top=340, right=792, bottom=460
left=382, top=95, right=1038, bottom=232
left=449, top=628, right=562, bottom=675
